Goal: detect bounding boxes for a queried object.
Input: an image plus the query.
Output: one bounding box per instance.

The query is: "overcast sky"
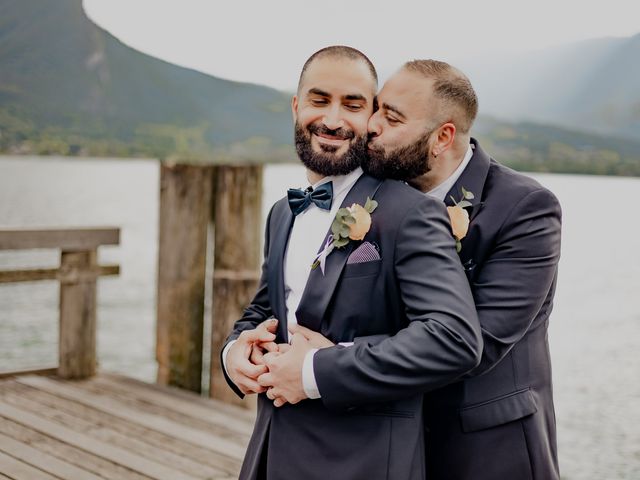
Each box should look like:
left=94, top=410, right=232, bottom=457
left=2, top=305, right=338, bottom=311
left=83, top=0, right=639, bottom=92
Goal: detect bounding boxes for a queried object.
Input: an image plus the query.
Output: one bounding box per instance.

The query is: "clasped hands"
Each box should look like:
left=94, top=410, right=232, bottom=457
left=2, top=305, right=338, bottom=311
left=226, top=319, right=334, bottom=407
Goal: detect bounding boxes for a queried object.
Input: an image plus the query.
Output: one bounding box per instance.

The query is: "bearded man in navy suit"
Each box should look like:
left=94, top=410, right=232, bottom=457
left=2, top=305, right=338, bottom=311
left=358, top=60, right=561, bottom=479
left=221, top=47, right=483, bottom=480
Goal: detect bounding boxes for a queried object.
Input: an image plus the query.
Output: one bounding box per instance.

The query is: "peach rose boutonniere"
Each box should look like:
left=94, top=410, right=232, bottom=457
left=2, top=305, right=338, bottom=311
left=447, top=187, right=474, bottom=252
left=311, top=197, right=378, bottom=273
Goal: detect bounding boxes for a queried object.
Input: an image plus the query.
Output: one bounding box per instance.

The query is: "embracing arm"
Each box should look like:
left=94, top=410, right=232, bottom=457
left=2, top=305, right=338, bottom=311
left=313, top=197, right=482, bottom=410
left=467, top=187, right=561, bottom=376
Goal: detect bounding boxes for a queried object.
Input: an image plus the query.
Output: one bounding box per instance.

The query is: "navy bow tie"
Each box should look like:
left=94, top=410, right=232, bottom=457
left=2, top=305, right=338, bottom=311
left=287, top=181, right=333, bottom=216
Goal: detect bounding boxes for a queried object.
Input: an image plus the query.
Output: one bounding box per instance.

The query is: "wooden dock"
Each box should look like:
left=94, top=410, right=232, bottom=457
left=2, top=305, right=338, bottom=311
left=0, top=373, right=253, bottom=480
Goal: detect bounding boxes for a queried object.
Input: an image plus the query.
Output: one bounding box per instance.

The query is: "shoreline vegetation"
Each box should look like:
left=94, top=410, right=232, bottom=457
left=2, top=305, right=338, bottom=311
left=2, top=118, right=639, bottom=177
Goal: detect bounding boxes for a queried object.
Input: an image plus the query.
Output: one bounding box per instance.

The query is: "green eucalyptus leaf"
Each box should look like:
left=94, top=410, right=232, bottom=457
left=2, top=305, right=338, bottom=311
left=311, top=260, right=319, bottom=270
left=364, top=197, right=378, bottom=213
left=458, top=200, right=472, bottom=208
left=343, top=214, right=356, bottom=225
left=455, top=240, right=462, bottom=253
left=449, top=195, right=458, bottom=205
left=331, top=219, right=342, bottom=236
left=334, top=237, right=349, bottom=248
left=339, top=224, right=351, bottom=237
left=462, top=187, right=475, bottom=200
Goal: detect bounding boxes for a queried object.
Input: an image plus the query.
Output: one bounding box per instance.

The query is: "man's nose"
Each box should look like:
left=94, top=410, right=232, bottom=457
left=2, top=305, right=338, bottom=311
left=368, top=113, right=382, bottom=137
left=323, top=105, right=344, bottom=130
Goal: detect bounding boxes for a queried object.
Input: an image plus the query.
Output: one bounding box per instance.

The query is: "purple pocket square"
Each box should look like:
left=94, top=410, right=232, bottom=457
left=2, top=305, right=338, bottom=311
left=347, top=241, right=381, bottom=264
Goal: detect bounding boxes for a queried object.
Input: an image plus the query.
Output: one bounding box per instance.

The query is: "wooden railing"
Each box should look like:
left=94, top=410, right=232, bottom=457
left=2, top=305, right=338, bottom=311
left=0, top=228, right=120, bottom=379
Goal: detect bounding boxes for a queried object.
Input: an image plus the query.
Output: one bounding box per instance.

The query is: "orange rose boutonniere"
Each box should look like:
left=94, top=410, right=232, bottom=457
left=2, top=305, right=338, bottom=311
left=448, top=187, right=474, bottom=252
left=311, top=197, right=378, bottom=273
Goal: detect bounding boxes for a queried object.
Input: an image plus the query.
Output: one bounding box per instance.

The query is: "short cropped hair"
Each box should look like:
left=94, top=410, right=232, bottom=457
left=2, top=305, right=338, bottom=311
left=404, top=59, right=478, bottom=134
left=297, top=45, right=378, bottom=92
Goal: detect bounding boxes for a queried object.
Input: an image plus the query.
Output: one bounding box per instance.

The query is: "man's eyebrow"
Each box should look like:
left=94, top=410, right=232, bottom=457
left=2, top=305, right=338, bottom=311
left=344, top=94, right=367, bottom=102
left=382, top=102, right=406, bottom=119
left=307, top=88, right=331, bottom=97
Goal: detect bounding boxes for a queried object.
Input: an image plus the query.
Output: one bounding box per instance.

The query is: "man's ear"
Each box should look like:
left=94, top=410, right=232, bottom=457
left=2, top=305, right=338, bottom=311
left=291, top=95, right=299, bottom=124
left=434, top=122, right=456, bottom=156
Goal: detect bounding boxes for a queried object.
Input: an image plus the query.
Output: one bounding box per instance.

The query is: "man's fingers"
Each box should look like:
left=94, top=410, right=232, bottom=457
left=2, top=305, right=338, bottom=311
left=278, top=343, right=291, bottom=353
left=262, top=351, right=281, bottom=366
left=260, top=341, right=279, bottom=353
left=273, top=397, right=287, bottom=408
left=239, top=328, right=276, bottom=344
left=250, top=345, right=266, bottom=365
left=238, top=361, right=268, bottom=378
left=257, top=318, right=279, bottom=334
left=290, top=332, right=308, bottom=347
left=239, top=378, right=266, bottom=395
left=257, top=372, right=274, bottom=387
left=288, top=324, right=334, bottom=348
left=287, top=323, right=312, bottom=339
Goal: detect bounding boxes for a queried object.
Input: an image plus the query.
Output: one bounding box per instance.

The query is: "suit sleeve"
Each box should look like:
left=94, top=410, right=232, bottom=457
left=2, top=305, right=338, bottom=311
left=313, top=197, right=483, bottom=410
left=466, top=187, right=561, bottom=376
left=220, top=205, right=275, bottom=396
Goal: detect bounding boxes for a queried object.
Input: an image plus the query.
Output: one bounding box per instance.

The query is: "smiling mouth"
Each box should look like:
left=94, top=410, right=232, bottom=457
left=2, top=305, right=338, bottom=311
left=314, top=133, right=349, bottom=147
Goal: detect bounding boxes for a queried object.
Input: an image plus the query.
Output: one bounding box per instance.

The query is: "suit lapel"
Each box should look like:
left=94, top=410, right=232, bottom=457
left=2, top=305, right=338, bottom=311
left=445, top=138, right=490, bottom=218
left=445, top=138, right=491, bottom=259
left=266, top=202, right=294, bottom=341
left=295, top=174, right=382, bottom=332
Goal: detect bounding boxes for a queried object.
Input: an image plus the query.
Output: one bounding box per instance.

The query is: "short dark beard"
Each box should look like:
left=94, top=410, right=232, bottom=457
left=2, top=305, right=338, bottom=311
left=363, top=130, right=433, bottom=181
left=294, top=122, right=367, bottom=177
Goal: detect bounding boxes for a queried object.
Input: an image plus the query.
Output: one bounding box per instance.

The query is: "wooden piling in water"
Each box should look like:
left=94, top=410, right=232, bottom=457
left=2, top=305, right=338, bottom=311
left=209, top=165, right=263, bottom=408
left=156, top=163, right=214, bottom=393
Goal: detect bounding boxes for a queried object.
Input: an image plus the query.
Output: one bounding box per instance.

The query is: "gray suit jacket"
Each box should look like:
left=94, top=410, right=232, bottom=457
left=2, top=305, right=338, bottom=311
left=223, top=174, right=482, bottom=480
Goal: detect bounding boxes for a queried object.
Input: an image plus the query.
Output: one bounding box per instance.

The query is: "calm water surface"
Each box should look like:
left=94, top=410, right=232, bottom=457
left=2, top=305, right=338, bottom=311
left=0, top=156, right=638, bottom=479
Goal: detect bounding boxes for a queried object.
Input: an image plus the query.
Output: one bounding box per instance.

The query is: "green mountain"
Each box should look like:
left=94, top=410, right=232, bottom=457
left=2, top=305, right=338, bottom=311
left=0, top=0, right=293, bottom=160
left=1, top=0, right=639, bottom=175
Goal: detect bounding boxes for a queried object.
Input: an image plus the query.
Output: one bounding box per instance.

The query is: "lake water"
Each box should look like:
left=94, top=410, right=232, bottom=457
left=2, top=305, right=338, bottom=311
left=0, top=156, right=638, bottom=479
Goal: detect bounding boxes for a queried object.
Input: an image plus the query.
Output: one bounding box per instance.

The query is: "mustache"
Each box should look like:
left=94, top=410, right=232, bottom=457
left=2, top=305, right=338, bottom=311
left=307, top=123, right=355, bottom=140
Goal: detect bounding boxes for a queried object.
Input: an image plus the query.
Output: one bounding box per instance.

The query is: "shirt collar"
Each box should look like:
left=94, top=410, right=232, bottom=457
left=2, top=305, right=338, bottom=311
left=312, top=166, right=363, bottom=201
left=426, top=144, right=474, bottom=201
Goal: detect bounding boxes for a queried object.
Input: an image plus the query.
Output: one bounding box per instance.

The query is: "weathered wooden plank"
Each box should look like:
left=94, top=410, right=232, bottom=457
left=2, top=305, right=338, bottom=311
left=0, top=367, right=57, bottom=380
left=0, top=228, right=120, bottom=250
left=210, top=165, right=263, bottom=408
left=156, top=164, right=213, bottom=392
left=0, top=451, right=60, bottom=480
left=17, top=376, right=246, bottom=460
left=0, top=415, right=152, bottom=480
left=91, top=375, right=253, bottom=435
left=1, top=381, right=242, bottom=476
left=58, top=250, right=97, bottom=379
left=90, top=427, right=230, bottom=480
left=102, top=372, right=256, bottom=423
left=0, top=401, right=198, bottom=480
left=2, top=383, right=236, bottom=479
left=0, top=265, right=119, bottom=284
left=0, top=431, right=104, bottom=480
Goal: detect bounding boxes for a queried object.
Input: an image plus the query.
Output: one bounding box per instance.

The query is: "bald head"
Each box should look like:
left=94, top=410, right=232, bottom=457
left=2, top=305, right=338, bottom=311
left=297, top=45, right=378, bottom=94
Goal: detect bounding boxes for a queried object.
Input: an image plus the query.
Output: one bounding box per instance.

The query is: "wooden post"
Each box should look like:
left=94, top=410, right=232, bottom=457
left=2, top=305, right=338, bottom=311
left=156, top=163, right=214, bottom=392
left=210, top=165, right=263, bottom=407
left=58, top=249, right=97, bottom=379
